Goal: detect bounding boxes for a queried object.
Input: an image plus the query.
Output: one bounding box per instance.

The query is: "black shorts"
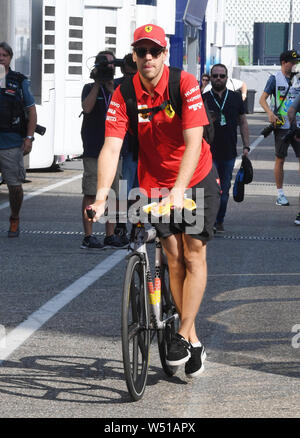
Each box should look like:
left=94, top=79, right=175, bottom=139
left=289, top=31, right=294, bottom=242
left=274, top=129, right=300, bottom=158
left=152, top=166, right=221, bottom=243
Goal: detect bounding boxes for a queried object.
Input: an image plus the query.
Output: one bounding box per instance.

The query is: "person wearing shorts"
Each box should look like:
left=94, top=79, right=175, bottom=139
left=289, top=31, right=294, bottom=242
left=0, top=41, right=37, bottom=237
left=90, top=24, right=220, bottom=377
left=154, top=167, right=220, bottom=242
left=273, top=129, right=300, bottom=160
left=259, top=49, right=300, bottom=206
left=80, top=50, right=127, bottom=249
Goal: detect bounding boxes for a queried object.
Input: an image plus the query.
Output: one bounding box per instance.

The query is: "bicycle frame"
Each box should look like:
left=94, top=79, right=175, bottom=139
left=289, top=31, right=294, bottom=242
left=130, top=223, right=178, bottom=330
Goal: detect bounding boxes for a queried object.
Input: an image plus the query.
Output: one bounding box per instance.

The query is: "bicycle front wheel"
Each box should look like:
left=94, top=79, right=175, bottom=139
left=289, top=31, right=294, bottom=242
left=122, top=254, right=150, bottom=401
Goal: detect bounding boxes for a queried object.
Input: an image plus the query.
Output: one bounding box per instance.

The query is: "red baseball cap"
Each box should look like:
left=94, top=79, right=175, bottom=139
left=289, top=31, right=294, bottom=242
left=132, top=24, right=167, bottom=47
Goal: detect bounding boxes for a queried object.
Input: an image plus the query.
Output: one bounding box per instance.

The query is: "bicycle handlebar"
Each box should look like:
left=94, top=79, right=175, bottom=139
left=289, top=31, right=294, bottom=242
left=85, top=198, right=196, bottom=220
left=142, top=198, right=196, bottom=217
left=86, top=206, right=96, bottom=220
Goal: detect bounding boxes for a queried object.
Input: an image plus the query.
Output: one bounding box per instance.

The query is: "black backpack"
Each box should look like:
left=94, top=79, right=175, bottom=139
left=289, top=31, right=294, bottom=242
left=120, top=67, right=214, bottom=161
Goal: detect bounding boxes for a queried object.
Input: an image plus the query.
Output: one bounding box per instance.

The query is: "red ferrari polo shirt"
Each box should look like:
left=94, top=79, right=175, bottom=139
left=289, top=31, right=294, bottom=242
left=105, top=65, right=212, bottom=195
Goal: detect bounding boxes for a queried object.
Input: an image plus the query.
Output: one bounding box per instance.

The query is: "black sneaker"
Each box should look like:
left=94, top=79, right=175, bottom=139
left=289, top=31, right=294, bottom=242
left=103, top=233, right=128, bottom=248
left=185, top=345, right=206, bottom=378
left=114, top=227, right=130, bottom=246
left=215, top=222, right=225, bottom=233
left=81, top=235, right=104, bottom=249
left=166, top=333, right=191, bottom=366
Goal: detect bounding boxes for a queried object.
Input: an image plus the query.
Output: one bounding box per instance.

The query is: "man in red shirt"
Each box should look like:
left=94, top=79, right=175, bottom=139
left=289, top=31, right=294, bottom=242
left=90, top=24, right=220, bottom=377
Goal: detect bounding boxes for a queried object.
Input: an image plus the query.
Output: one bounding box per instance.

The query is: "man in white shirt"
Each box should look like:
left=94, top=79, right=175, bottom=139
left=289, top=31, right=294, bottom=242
left=203, top=77, right=248, bottom=101
left=259, top=50, right=300, bottom=207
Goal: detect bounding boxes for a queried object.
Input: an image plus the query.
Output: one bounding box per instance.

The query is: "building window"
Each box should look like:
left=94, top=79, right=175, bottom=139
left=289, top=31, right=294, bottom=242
left=105, top=27, right=117, bottom=53
left=136, top=0, right=157, bottom=5
left=43, top=5, right=56, bottom=76
left=68, top=16, right=83, bottom=76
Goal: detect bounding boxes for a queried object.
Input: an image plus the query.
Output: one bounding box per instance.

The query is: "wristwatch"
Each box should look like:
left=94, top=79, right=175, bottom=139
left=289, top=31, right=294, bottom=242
left=26, top=136, right=35, bottom=141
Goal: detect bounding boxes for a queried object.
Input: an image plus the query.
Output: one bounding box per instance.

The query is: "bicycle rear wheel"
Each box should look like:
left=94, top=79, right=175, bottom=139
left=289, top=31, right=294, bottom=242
left=157, top=262, right=179, bottom=377
left=122, top=254, right=150, bottom=401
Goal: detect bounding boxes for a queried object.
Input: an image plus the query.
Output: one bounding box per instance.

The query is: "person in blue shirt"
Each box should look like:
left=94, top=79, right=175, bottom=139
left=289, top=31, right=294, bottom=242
left=0, top=42, right=37, bottom=237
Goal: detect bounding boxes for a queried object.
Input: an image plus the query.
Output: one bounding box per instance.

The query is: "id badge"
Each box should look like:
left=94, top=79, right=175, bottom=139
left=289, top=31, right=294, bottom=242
left=220, top=113, right=227, bottom=126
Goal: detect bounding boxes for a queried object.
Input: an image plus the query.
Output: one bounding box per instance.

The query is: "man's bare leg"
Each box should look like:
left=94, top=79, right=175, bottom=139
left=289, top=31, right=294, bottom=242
left=161, top=233, right=207, bottom=344
left=274, top=156, right=285, bottom=189
left=8, top=185, right=23, bottom=218
left=180, top=235, right=207, bottom=344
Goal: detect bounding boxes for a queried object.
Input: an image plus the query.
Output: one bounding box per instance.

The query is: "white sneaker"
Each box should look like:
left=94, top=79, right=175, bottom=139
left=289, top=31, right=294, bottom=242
left=276, top=194, right=289, bottom=206
left=295, top=213, right=300, bottom=225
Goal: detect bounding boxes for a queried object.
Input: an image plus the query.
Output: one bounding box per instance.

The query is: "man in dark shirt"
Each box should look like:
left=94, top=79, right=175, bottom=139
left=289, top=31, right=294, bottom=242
left=203, top=64, right=250, bottom=232
left=80, top=50, right=126, bottom=249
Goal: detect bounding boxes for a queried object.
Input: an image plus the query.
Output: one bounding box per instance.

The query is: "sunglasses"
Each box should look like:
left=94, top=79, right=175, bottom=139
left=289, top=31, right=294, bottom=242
left=212, top=74, right=227, bottom=79
left=134, top=47, right=165, bottom=58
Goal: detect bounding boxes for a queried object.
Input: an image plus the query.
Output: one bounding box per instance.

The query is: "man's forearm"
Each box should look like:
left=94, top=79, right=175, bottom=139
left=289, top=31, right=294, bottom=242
left=82, top=83, right=100, bottom=113
left=241, top=82, right=247, bottom=101
left=96, top=137, right=123, bottom=202
left=259, top=93, right=273, bottom=115
left=240, top=116, right=250, bottom=149
left=26, top=106, right=37, bottom=136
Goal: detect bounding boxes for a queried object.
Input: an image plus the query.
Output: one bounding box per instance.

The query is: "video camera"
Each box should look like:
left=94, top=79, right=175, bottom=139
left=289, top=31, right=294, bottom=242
left=90, top=55, right=124, bottom=82
left=35, top=124, right=46, bottom=136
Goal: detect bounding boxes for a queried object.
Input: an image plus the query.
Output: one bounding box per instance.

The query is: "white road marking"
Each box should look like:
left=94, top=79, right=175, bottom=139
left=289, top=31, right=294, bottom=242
left=0, top=173, right=83, bottom=211
left=234, top=135, right=265, bottom=169
left=0, top=250, right=126, bottom=365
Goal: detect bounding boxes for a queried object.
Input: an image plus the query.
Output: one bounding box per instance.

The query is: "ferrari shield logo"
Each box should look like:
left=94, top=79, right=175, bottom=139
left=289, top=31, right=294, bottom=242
left=165, top=103, right=175, bottom=119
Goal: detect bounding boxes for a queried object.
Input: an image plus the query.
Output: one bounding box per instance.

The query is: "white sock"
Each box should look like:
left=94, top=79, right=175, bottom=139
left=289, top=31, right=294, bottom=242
left=191, top=342, right=202, bottom=348
left=278, top=188, right=284, bottom=196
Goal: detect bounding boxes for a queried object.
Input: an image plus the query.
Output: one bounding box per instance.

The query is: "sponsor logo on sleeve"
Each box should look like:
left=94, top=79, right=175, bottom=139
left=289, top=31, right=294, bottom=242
left=184, top=85, right=203, bottom=112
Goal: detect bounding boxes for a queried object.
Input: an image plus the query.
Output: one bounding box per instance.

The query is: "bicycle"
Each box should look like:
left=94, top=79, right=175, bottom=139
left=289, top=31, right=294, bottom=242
left=86, top=198, right=196, bottom=401
left=121, top=199, right=196, bottom=401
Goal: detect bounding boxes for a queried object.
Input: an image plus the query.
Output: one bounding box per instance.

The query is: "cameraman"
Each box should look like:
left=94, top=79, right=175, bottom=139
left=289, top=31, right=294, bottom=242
left=80, top=50, right=124, bottom=249
left=287, top=93, right=300, bottom=225
left=259, top=50, right=300, bottom=207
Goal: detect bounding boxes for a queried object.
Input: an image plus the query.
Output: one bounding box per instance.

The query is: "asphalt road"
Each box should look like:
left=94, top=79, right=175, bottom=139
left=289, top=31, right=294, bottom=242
left=0, top=113, right=299, bottom=419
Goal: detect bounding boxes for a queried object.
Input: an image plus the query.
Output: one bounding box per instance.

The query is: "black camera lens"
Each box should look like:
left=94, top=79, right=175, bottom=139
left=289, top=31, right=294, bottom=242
left=261, top=124, right=274, bottom=138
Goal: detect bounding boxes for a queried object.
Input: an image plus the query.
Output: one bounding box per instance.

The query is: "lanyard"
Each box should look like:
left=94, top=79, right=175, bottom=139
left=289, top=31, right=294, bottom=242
left=210, top=89, right=228, bottom=114
left=100, top=85, right=112, bottom=111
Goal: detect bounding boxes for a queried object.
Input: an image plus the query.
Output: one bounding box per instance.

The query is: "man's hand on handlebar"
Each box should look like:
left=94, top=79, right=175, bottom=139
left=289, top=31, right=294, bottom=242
left=85, top=200, right=106, bottom=222
left=153, top=188, right=185, bottom=217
